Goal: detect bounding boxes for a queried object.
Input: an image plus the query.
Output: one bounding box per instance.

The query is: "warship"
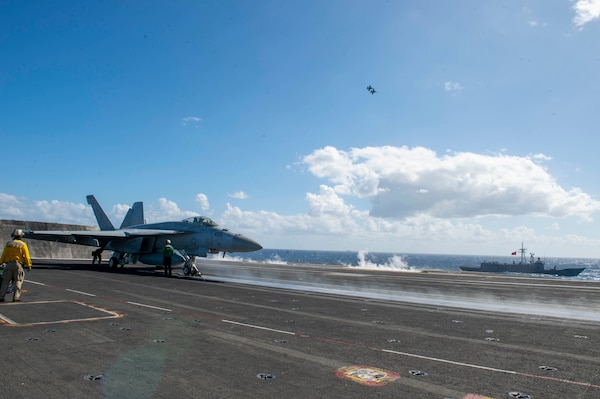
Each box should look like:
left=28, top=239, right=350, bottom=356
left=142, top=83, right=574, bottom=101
left=460, top=243, right=585, bottom=277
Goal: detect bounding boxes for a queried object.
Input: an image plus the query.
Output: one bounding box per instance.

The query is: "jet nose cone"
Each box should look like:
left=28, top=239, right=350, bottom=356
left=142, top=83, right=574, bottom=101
left=232, top=235, right=263, bottom=252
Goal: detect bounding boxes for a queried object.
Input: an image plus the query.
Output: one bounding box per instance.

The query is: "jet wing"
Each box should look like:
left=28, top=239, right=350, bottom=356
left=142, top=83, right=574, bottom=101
left=24, top=230, right=104, bottom=246
left=121, top=229, right=183, bottom=236
left=24, top=229, right=184, bottom=248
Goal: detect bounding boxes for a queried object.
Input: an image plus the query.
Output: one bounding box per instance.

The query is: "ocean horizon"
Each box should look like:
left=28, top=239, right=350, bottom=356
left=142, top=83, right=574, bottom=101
left=216, top=248, right=600, bottom=282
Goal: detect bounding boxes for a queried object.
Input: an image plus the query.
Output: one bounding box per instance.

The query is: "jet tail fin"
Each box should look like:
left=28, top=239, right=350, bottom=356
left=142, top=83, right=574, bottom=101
left=120, top=201, right=144, bottom=228
left=86, top=195, right=115, bottom=231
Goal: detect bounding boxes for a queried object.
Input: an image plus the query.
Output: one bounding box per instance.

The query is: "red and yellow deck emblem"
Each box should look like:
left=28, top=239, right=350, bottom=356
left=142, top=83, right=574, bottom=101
left=335, top=365, right=400, bottom=386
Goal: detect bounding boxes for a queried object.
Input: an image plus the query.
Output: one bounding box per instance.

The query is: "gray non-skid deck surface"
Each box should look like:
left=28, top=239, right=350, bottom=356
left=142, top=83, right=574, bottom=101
left=0, top=260, right=599, bottom=398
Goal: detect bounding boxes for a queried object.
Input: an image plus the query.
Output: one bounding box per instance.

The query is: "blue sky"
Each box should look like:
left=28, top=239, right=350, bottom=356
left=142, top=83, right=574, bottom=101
left=1, top=0, right=600, bottom=257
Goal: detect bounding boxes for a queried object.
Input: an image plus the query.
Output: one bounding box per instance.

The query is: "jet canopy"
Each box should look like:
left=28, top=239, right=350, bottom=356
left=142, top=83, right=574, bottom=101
left=182, top=216, right=218, bottom=227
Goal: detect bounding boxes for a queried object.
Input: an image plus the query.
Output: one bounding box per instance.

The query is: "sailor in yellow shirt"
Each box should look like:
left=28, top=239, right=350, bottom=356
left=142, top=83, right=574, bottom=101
left=0, top=229, right=32, bottom=302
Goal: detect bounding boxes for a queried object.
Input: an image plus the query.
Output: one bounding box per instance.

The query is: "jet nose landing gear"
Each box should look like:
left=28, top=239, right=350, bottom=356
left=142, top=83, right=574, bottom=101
left=180, top=253, right=202, bottom=277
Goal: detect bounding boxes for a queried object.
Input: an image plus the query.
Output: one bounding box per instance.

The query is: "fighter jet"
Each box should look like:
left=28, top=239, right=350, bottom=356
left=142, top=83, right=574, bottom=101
left=23, top=195, right=262, bottom=276
left=366, top=85, right=376, bottom=95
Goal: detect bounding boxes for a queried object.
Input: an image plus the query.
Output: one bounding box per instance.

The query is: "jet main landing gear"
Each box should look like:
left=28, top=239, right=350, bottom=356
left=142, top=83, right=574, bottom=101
left=109, top=252, right=126, bottom=269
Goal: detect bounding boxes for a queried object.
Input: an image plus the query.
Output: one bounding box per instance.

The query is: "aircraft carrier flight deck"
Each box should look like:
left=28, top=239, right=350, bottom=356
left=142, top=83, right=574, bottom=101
left=1, top=258, right=599, bottom=399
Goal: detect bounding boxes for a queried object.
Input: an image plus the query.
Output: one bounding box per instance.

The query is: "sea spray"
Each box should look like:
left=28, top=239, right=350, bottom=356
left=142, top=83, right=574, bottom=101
left=350, top=249, right=415, bottom=271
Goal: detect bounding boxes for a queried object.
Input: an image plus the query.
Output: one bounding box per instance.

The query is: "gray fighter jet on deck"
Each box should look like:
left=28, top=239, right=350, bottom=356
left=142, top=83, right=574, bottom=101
left=24, top=195, right=262, bottom=276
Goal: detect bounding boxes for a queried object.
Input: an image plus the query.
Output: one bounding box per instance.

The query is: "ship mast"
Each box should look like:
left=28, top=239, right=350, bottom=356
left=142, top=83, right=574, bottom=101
left=519, top=242, right=526, bottom=264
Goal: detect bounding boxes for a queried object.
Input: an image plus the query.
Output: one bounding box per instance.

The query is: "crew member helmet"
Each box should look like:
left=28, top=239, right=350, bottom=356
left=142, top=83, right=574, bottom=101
left=166, top=239, right=171, bottom=244
left=12, top=228, right=24, bottom=238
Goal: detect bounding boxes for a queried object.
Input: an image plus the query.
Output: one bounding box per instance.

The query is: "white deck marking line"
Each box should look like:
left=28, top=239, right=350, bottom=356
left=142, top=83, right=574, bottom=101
left=21, top=316, right=119, bottom=326
left=222, top=319, right=295, bottom=335
left=382, top=348, right=600, bottom=389
left=222, top=319, right=600, bottom=389
left=127, top=301, right=172, bottom=312
left=0, top=314, right=17, bottom=324
left=0, top=300, right=122, bottom=326
left=66, top=289, right=96, bottom=297
left=26, top=280, right=46, bottom=286
left=382, top=348, right=515, bottom=374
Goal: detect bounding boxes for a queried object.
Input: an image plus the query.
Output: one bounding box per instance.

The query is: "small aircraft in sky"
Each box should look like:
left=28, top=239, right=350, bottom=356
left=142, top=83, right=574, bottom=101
left=366, top=85, right=376, bottom=95
left=23, top=195, right=263, bottom=276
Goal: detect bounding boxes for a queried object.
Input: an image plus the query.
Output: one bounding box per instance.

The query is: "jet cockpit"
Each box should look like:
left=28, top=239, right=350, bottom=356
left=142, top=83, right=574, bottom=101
left=182, top=216, right=218, bottom=227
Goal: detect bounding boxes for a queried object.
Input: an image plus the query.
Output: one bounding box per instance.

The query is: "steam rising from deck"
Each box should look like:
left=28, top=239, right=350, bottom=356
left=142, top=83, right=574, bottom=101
left=201, top=250, right=600, bottom=322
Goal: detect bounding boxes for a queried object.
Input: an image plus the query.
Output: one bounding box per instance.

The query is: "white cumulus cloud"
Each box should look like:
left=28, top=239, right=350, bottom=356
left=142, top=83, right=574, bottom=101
left=573, top=0, right=600, bottom=28
left=181, top=116, right=202, bottom=127
left=195, top=193, right=210, bottom=212
left=0, top=194, right=95, bottom=225
left=302, top=145, right=600, bottom=221
left=444, top=81, right=463, bottom=93
left=228, top=191, right=248, bottom=200
left=146, top=198, right=197, bottom=222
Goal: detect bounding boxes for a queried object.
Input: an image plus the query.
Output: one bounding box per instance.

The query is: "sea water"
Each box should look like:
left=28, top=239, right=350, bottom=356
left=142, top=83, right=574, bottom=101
left=217, top=249, right=600, bottom=282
